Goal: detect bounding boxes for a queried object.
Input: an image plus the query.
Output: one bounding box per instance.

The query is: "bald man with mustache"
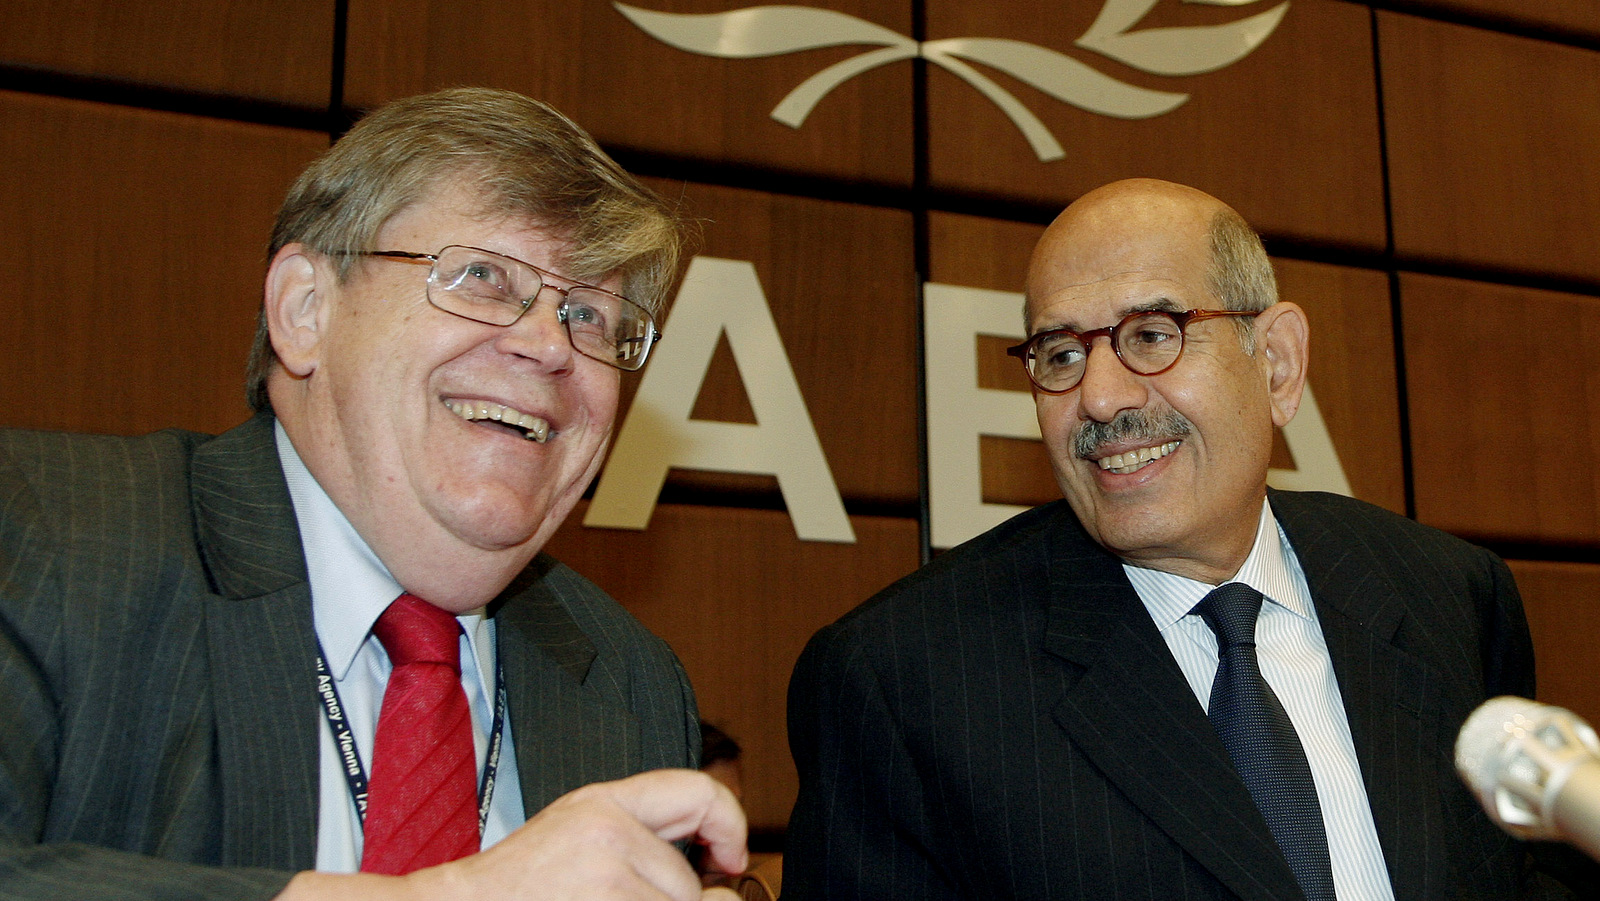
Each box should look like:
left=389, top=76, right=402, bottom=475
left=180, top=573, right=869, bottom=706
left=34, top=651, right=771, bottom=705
left=785, top=179, right=1593, bottom=901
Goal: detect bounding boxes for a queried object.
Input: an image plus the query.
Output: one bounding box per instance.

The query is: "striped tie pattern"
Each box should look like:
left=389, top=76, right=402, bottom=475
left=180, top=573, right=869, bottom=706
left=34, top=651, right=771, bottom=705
left=360, top=593, right=479, bottom=874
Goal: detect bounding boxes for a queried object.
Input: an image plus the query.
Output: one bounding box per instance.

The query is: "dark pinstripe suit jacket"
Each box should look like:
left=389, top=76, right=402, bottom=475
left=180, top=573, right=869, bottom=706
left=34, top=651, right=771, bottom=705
left=0, top=415, right=698, bottom=900
left=785, top=491, right=1573, bottom=900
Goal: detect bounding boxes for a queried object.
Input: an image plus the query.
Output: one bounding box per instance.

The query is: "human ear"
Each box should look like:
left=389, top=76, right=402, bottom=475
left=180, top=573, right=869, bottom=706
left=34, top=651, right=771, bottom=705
left=262, top=243, right=327, bottom=378
left=1254, top=301, right=1310, bottom=428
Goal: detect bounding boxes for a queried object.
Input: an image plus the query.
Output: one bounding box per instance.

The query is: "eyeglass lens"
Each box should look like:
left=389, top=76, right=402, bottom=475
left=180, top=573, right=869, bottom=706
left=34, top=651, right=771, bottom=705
left=1027, top=311, right=1187, bottom=391
left=426, top=245, right=655, bottom=371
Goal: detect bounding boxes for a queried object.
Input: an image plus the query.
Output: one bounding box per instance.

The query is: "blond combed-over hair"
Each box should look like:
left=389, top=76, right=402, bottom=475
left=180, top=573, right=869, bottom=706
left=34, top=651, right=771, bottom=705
left=246, top=87, right=684, bottom=412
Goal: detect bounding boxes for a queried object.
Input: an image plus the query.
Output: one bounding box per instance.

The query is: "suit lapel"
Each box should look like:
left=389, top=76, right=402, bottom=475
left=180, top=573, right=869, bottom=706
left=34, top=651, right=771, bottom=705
left=1040, top=509, right=1305, bottom=901
left=493, top=558, right=638, bottom=816
left=192, top=415, right=321, bottom=870
left=1272, top=492, right=1445, bottom=900
left=188, top=418, right=649, bottom=857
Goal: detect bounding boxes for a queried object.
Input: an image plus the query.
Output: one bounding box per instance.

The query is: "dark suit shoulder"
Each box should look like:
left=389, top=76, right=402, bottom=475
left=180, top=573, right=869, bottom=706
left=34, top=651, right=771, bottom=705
left=0, top=427, right=217, bottom=625
left=1269, top=489, right=1508, bottom=593
left=0, top=425, right=302, bottom=896
left=794, top=502, right=1096, bottom=729
left=1270, top=489, right=1532, bottom=707
left=1270, top=489, right=1455, bottom=540
left=0, top=427, right=216, bottom=565
left=0, top=425, right=208, bottom=472
left=832, top=501, right=1082, bottom=633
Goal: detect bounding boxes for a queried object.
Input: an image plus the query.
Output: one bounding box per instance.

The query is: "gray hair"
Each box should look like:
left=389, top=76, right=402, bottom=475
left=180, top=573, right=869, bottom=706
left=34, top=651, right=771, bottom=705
left=1205, top=205, right=1277, bottom=353
left=246, top=87, right=685, bottom=411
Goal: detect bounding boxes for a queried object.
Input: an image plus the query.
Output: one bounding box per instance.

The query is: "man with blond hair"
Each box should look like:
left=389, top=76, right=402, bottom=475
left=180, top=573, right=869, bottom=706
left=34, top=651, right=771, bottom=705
left=0, top=88, right=742, bottom=900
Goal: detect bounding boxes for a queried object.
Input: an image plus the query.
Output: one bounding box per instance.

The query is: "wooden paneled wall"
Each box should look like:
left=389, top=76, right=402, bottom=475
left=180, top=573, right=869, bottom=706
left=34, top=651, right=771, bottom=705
left=0, top=91, right=326, bottom=435
left=3, top=0, right=1597, bottom=837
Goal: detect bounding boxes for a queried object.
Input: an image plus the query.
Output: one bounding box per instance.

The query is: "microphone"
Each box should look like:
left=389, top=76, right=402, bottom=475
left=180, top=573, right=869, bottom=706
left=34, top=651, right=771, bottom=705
left=1455, top=696, right=1600, bottom=861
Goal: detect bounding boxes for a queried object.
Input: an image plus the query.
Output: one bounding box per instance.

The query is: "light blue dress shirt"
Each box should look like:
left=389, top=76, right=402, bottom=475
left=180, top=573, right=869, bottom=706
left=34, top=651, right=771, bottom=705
left=1124, top=499, right=1396, bottom=900
left=275, top=425, right=526, bottom=872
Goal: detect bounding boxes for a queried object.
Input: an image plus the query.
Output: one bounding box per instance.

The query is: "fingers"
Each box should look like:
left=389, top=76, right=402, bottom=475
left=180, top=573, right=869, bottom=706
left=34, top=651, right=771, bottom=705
left=479, top=770, right=744, bottom=900
left=276, top=771, right=749, bottom=901
left=500, top=784, right=706, bottom=900
left=598, top=770, right=749, bottom=876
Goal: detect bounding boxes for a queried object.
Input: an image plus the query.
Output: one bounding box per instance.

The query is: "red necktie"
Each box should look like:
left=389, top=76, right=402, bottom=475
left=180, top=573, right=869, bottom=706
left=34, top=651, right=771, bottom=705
left=360, top=593, right=480, bottom=874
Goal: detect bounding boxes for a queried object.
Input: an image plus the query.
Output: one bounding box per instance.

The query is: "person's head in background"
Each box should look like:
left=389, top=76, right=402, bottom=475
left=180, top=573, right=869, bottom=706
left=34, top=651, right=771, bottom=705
left=700, top=721, right=744, bottom=801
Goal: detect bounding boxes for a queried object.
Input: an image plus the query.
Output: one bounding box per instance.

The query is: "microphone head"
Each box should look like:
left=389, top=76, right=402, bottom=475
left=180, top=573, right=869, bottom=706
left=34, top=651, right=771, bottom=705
left=1456, top=696, right=1600, bottom=840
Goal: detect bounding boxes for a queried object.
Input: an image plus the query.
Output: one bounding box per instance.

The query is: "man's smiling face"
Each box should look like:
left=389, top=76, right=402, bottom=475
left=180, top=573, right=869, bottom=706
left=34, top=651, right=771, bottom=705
left=270, top=178, right=622, bottom=608
left=1024, top=180, right=1285, bottom=582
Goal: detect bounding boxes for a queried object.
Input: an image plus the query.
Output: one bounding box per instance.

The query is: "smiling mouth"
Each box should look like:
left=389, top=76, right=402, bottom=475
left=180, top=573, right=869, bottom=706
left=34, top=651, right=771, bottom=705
left=1096, top=440, right=1181, bottom=475
left=445, top=399, right=552, bottom=443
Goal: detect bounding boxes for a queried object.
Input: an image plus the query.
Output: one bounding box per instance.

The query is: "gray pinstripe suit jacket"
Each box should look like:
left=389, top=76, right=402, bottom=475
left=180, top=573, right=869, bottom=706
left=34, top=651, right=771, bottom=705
left=0, top=414, right=698, bottom=900
left=786, top=491, right=1583, bottom=900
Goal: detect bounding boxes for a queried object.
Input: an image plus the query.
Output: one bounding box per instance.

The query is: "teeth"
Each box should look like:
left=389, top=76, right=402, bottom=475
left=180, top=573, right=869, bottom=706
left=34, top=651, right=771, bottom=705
left=1097, top=440, right=1180, bottom=475
left=445, top=400, right=552, bottom=444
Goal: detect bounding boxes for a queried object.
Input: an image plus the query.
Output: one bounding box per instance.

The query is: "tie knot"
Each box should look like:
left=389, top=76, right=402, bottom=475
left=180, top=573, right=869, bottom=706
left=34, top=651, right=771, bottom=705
left=373, top=593, right=462, bottom=671
left=1193, top=582, right=1265, bottom=650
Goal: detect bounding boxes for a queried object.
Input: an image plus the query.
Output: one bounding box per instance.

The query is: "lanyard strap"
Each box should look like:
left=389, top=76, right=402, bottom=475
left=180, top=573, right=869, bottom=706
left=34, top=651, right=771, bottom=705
left=315, top=642, right=506, bottom=833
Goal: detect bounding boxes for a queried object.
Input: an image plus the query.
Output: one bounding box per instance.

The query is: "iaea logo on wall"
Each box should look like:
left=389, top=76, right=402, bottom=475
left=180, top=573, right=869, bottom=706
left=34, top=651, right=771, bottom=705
left=616, top=0, right=1289, bottom=161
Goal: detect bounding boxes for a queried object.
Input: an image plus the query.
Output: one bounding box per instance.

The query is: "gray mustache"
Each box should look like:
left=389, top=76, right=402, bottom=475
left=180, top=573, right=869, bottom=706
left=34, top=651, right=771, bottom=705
left=1073, top=409, right=1192, bottom=460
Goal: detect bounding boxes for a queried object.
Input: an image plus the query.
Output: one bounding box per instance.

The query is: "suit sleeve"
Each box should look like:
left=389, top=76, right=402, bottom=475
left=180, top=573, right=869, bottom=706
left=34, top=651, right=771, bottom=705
left=1477, top=551, right=1537, bottom=701
left=1479, top=555, right=1600, bottom=900
left=784, top=622, right=964, bottom=901
left=0, top=440, right=293, bottom=901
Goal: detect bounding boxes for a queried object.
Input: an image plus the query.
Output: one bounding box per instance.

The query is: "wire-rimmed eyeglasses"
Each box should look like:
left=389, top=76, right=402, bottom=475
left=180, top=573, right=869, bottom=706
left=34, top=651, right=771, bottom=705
left=1006, top=308, right=1259, bottom=394
left=343, top=244, right=661, bottom=372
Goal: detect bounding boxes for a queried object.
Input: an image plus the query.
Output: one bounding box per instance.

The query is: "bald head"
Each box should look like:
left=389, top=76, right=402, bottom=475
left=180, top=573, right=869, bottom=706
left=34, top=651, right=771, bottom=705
left=1025, top=179, right=1275, bottom=333
left=1017, top=178, right=1308, bottom=582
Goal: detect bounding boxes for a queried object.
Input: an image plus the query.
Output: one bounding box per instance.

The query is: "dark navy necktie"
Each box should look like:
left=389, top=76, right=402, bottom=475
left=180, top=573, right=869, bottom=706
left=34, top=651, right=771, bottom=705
left=1194, top=583, right=1336, bottom=901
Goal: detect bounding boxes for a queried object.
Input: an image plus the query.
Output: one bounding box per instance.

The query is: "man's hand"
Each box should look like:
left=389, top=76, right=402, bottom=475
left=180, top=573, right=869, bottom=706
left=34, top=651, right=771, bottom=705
left=278, top=769, right=747, bottom=901
left=448, top=768, right=749, bottom=897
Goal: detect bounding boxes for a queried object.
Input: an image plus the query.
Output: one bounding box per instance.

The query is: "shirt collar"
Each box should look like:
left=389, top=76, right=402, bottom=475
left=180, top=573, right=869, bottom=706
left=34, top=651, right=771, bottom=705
left=275, top=423, right=495, bottom=685
left=1125, top=497, right=1310, bottom=630
left=1234, top=498, right=1308, bottom=618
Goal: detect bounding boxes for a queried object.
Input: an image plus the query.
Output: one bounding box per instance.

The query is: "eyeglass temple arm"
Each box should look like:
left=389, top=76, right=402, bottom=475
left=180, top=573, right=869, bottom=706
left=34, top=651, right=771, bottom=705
left=360, top=250, right=437, bottom=264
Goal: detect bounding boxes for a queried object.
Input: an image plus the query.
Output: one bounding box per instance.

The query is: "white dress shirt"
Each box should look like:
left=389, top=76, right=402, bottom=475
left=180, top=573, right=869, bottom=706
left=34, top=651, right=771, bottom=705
left=1124, top=499, right=1396, bottom=900
left=275, top=425, right=526, bottom=872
